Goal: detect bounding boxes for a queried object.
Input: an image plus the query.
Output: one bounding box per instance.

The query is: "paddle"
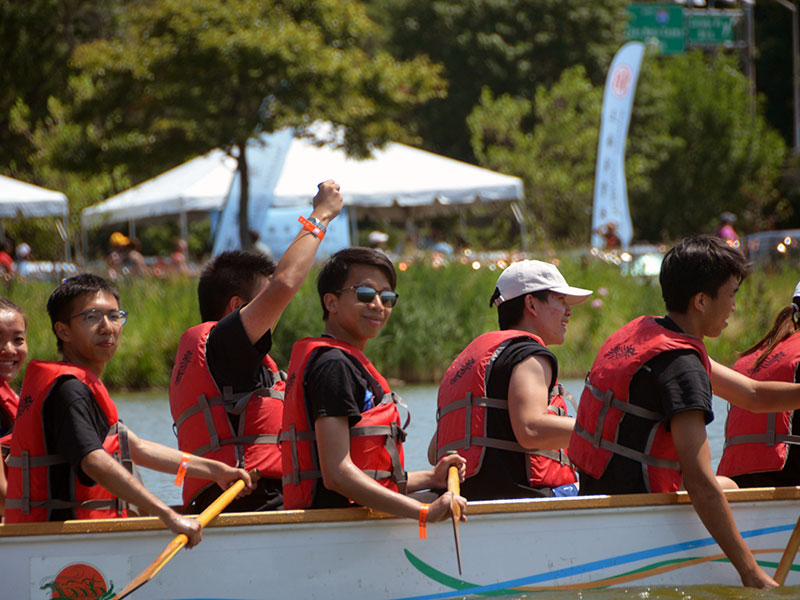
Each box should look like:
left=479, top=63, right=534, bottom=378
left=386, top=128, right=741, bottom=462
left=775, top=513, right=800, bottom=584
left=111, top=470, right=258, bottom=600
left=446, top=452, right=463, bottom=575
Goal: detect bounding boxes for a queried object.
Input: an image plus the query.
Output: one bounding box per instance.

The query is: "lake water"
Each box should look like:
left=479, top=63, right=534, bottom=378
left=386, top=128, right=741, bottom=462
left=113, top=381, right=783, bottom=600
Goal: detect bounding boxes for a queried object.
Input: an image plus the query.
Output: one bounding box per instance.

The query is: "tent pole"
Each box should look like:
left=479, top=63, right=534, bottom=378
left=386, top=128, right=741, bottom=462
left=63, top=214, right=72, bottom=262
left=348, top=206, right=357, bottom=246
left=180, top=206, right=188, bottom=242
left=81, top=226, right=88, bottom=265
left=128, top=220, right=136, bottom=239
left=510, top=202, right=528, bottom=253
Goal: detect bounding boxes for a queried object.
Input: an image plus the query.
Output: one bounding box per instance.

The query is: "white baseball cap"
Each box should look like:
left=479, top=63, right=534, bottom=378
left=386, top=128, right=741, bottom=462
left=494, top=260, right=593, bottom=306
left=793, top=280, right=800, bottom=305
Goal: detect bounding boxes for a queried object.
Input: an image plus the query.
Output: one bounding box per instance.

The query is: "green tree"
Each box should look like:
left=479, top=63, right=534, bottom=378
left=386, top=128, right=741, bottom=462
left=632, top=52, right=788, bottom=241
left=0, top=1, right=124, bottom=173
left=375, top=0, right=629, bottom=161
left=468, top=67, right=601, bottom=242
left=0, top=1, right=127, bottom=258
left=468, top=51, right=787, bottom=244
left=42, top=0, right=445, bottom=249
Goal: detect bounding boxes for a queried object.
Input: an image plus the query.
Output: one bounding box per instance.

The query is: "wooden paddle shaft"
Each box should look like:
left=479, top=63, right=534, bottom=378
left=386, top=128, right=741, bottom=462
left=775, top=513, right=800, bottom=584
left=447, top=465, right=461, bottom=519
left=112, top=473, right=255, bottom=600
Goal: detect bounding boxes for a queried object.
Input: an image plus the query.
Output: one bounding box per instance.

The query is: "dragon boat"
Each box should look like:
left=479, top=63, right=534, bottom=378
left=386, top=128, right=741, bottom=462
left=2, top=486, right=799, bottom=600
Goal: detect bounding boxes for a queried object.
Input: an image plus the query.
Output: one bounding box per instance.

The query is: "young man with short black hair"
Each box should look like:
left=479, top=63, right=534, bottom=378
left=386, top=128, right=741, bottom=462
left=568, top=234, right=777, bottom=588
left=5, top=274, right=253, bottom=547
left=281, top=247, right=466, bottom=526
left=170, top=180, right=342, bottom=512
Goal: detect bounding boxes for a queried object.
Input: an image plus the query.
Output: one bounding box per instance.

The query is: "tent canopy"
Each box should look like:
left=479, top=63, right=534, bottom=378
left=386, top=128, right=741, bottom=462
left=0, top=175, right=68, bottom=218
left=81, top=149, right=236, bottom=229
left=211, top=126, right=524, bottom=256
left=265, top=131, right=523, bottom=214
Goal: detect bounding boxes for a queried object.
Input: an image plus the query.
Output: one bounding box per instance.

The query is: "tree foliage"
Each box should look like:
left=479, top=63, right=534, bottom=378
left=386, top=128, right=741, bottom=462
left=468, top=51, right=787, bottom=244
left=0, top=1, right=124, bottom=173
left=374, top=0, right=629, bottom=160
left=631, top=52, right=787, bottom=241
left=468, top=66, right=601, bottom=243
left=20, top=0, right=445, bottom=248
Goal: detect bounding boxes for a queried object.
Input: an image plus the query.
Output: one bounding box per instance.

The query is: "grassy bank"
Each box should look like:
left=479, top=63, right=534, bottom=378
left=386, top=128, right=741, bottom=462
left=3, top=259, right=798, bottom=390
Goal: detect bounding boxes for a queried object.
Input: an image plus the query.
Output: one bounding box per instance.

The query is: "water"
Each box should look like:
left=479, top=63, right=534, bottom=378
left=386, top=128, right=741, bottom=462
left=113, top=382, right=779, bottom=600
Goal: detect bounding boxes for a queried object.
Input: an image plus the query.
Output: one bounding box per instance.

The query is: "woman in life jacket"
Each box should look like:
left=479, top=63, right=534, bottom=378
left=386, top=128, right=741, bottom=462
left=717, top=281, right=800, bottom=487
left=0, top=297, right=28, bottom=516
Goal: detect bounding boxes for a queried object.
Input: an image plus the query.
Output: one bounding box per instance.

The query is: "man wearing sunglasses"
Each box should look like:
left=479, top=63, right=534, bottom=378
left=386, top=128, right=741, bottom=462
left=169, top=180, right=343, bottom=513
left=281, top=247, right=467, bottom=528
left=432, top=260, right=592, bottom=500
left=5, top=274, right=253, bottom=547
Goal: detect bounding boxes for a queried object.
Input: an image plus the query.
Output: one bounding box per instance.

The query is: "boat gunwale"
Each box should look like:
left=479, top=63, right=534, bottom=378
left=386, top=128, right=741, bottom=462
left=1, top=486, right=798, bottom=538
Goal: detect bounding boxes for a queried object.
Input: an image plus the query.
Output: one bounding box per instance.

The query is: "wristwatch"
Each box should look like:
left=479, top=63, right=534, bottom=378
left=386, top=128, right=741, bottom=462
left=306, top=216, right=327, bottom=235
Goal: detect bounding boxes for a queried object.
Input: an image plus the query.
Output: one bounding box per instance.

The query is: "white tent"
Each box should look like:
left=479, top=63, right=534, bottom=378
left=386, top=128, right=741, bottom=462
left=212, top=127, right=524, bottom=256
left=81, top=149, right=237, bottom=239
left=79, top=127, right=524, bottom=258
left=0, top=175, right=68, bottom=218
left=0, top=175, right=70, bottom=259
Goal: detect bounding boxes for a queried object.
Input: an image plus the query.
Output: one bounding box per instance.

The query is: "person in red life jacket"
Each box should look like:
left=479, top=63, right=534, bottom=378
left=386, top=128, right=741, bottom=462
left=0, top=298, right=26, bottom=438
left=170, top=179, right=343, bottom=513
left=430, top=260, right=591, bottom=500
left=568, top=234, right=780, bottom=589
left=4, top=274, right=253, bottom=546
left=281, top=247, right=467, bottom=528
left=0, top=297, right=27, bottom=516
left=717, top=281, right=800, bottom=487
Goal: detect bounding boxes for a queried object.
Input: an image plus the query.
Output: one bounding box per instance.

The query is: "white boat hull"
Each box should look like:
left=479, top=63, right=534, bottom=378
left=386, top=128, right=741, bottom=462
left=2, top=488, right=799, bottom=599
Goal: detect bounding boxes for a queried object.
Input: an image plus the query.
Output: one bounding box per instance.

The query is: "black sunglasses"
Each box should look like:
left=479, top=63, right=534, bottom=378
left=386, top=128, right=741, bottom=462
left=336, top=285, right=399, bottom=307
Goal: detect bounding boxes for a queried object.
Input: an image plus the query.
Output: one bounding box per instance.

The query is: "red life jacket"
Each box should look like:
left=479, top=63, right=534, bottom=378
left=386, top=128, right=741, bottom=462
left=280, top=337, right=407, bottom=510
left=0, top=380, right=19, bottom=465
left=169, top=322, right=286, bottom=507
left=5, top=360, right=131, bottom=522
left=568, top=316, right=711, bottom=493
left=717, top=333, right=800, bottom=478
left=434, top=330, right=575, bottom=488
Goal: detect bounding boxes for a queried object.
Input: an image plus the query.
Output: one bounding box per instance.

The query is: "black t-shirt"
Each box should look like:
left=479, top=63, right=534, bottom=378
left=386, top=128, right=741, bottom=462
left=188, top=308, right=284, bottom=513
left=206, top=308, right=274, bottom=394
left=304, top=345, right=381, bottom=509
left=731, top=362, right=800, bottom=488
left=0, top=402, right=14, bottom=437
left=42, top=376, right=111, bottom=521
left=460, top=338, right=559, bottom=501
left=579, top=316, right=713, bottom=495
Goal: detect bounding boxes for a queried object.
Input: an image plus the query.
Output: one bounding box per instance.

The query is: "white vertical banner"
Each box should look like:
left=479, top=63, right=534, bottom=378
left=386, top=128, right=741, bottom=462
left=591, top=41, right=645, bottom=249
left=211, top=128, right=294, bottom=256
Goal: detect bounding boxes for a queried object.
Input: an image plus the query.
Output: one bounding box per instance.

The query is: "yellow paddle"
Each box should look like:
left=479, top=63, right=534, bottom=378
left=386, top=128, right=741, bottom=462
left=446, top=451, right=463, bottom=575
left=112, top=470, right=258, bottom=600
left=775, top=513, right=800, bottom=584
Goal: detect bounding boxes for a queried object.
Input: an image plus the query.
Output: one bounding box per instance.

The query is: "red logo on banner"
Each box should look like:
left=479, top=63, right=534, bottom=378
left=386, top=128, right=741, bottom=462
left=40, top=563, right=114, bottom=599
left=611, top=65, right=633, bottom=98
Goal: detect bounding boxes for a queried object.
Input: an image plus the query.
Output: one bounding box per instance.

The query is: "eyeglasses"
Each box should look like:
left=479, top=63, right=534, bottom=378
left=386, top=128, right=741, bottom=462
left=336, top=286, right=399, bottom=307
left=70, top=308, right=128, bottom=327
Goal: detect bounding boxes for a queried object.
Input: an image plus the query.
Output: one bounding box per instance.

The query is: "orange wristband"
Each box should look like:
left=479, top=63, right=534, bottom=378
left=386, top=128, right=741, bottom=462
left=418, top=503, right=430, bottom=539
left=174, top=452, right=191, bottom=486
left=298, top=215, right=326, bottom=240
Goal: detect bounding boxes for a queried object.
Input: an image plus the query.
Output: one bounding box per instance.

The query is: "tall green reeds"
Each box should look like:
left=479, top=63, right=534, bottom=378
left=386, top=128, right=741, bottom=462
left=2, top=260, right=797, bottom=390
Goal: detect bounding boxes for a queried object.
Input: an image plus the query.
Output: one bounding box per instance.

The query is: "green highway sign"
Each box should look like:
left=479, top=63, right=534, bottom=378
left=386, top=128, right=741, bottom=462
left=687, top=12, right=740, bottom=46
left=627, top=4, right=685, bottom=55
left=627, top=5, right=742, bottom=55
